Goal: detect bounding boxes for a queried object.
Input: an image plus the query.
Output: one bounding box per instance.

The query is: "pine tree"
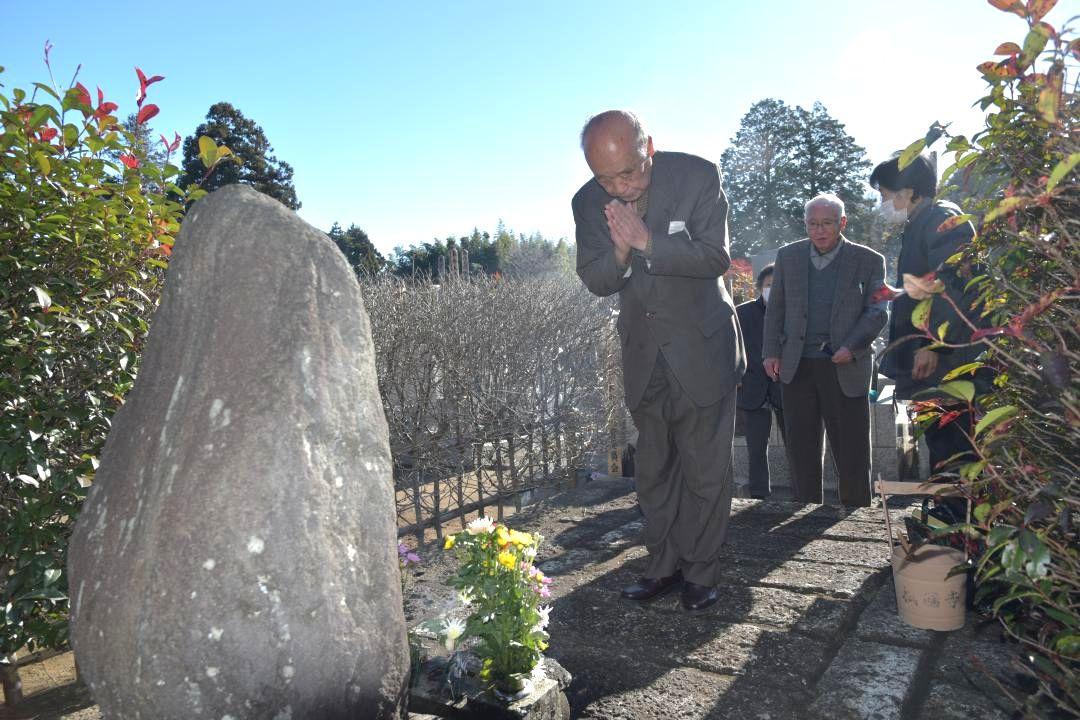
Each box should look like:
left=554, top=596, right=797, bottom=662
left=719, top=99, right=802, bottom=257
left=179, top=102, right=300, bottom=209
left=720, top=99, right=874, bottom=257
left=328, top=222, right=384, bottom=276
left=788, top=102, right=874, bottom=246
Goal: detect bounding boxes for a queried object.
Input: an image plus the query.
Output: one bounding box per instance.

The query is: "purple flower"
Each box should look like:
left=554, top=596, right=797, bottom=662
left=398, top=542, right=422, bottom=566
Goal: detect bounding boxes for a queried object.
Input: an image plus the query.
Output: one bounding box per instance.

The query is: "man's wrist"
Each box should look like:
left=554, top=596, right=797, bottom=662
left=639, top=232, right=654, bottom=257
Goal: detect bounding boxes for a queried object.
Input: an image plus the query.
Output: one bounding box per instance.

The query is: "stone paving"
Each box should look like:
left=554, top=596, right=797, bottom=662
left=1, top=478, right=1027, bottom=719
left=406, top=477, right=1025, bottom=720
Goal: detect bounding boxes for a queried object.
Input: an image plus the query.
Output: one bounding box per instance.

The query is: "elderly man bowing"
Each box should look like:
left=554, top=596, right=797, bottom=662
left=762, top=194, right=887, bottom=507
left=573, top=110, right=744, bottom=611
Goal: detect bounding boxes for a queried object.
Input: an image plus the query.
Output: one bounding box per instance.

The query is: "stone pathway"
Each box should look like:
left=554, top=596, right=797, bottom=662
left=407, top=477, right=1025, bottom=720
left=2, top=478, right=1026, bottom=719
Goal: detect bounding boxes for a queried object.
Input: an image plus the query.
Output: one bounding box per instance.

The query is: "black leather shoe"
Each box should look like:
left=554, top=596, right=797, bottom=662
left=620, top=571, right=683, bottom=602
left=681, top=581, right=720, bottom=611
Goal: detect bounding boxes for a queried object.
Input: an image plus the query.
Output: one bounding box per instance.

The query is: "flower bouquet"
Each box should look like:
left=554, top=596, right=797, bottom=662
left=440, top=516, right=552, bottom=699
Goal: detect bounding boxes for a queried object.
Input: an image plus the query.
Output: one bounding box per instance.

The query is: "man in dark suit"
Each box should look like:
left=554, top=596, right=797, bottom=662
left=736, top=265, right=788, bottom=500
left=574, top=110, right=745, bottom=611
left=762, top=194, right=887, bottom=507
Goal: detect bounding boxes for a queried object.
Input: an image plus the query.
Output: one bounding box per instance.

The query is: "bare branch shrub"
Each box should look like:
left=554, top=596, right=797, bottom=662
left=362, top=273, right=620, bottom=540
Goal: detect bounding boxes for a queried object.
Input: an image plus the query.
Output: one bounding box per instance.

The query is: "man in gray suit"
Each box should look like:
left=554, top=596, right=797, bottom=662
left=574, top=110, right=745, bottom=611
left=762, top=194, right=887, bottom=507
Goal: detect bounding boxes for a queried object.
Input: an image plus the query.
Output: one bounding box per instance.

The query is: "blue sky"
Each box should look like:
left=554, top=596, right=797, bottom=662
left=3, top=1, right=1070, bottom=255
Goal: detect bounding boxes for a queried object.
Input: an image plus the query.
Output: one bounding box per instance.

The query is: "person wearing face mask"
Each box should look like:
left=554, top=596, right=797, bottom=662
left=736, top=265, right=789, bottom=499
left=869, top=153, right=981, bottom=478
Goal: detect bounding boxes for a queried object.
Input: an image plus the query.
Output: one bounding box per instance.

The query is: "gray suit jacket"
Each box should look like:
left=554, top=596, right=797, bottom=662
left=574, top=151, right=745, bottom=411
left=762, top=237, right=887, bottom=398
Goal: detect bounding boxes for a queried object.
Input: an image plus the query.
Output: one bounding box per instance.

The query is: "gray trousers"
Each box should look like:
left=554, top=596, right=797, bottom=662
left=630, top=354, right=736, bottom=587
left=744, top=405, right=788, bottom=498
left=783, top=357, right=872, bottom=507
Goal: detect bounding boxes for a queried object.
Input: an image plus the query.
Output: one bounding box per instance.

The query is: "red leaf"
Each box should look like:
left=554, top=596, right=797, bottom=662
left=971, top=327, right=1006, bottom=341
left=159, top=131, right=183, bottom=154
left=977, top=60, right=1020, bottom=80
left=75, top=82, right=92, bottom=108
left=1028, top=0, right=1057, bottom=21
left=159, top=244, right=172, bottom=257
left=938, top=410, right=963, bottom=428
left=119, top=153, right=140, bottom=169
left=726, top=258, right=753, bottom=277
left=136, top=103, right=159, bottom=125
left=135, top=67, right=165, bottom=107
left=994, top=42, right=1022, bottom=55
left=936, top=215, right=971, bottom=233
left=38, top=127, right=58, bottom=142
left=870, top=284, right=903, bottom=303
left=97, top=86, right=105, bottom=107
left=1016, top=287, right=1066, bottom=327
left=93, top=101, right=118, bottom=121
left=987, top=0, right=1026, bottom=16
left=136, top=68, right=164, bottom=87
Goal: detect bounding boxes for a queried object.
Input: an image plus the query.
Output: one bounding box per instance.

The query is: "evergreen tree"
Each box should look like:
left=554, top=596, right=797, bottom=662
left=788, top=102, right=874, bottom=246
left=328, top=222, right=384, bottom=276
left=720, top=99, right=874, bottom=257
left=179, top=102, right=300, bottom=209
left=719, top=99, right=802, bottom=256
left=494, top=220, right=515, bottom=272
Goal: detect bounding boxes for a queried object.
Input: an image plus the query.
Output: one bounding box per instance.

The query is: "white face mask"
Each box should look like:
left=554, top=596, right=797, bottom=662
left=878, top=198, right=908, bottom=225
left=762, top=287, right=771, bottom=303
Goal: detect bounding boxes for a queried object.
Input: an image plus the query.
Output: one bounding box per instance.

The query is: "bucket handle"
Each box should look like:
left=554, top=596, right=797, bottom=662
left=874, top=477, right=971, bottom=560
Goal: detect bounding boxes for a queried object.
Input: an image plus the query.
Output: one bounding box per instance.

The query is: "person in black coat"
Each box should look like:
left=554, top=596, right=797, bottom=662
left=736, top=265, right=789, bottom=499
left=870, top=153, right=982, bottom=477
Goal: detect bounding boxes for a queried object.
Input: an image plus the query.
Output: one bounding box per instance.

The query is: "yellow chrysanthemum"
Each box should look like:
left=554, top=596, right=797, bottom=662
left=496, top=526, right=512, bottom=548
left=444, top=535, right=456, bottom=549
left=508, top=529, right=533, bottom=547
left=497, top=550, right=517, bottom=569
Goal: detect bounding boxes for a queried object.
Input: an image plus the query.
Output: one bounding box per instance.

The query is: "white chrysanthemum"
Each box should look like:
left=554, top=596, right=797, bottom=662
left=466, top=516, right=496, bottom=535
left=535, top=604, right=552, bottom=631
left=442, top=617, right=467, bottom=651
left=457, top=588, right=474, bottom=606
left=521, top=545, right=538, bottom=559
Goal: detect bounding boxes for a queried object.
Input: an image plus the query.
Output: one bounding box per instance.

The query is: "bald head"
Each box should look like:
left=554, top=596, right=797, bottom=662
left=580, top=110, right=648, bottom=155
left=580, top=110, right=655, bottom=202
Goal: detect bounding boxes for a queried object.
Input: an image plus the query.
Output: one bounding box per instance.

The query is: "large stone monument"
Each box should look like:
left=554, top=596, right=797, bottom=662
left=68, top=185, right=408, bottom=718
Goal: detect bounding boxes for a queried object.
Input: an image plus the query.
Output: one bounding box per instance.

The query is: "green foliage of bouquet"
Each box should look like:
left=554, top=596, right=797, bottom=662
left=442, top=516, right=552, bottom=696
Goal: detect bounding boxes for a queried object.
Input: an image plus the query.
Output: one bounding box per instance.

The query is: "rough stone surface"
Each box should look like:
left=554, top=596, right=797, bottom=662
left=723, top=557, right=886, bottom=600
left=67, top=186, right=408, bottom=719
left=920, top=679, right=1014, bottom=720
left=807, top=639, right=920, bottom=720
left=855, top=577, right=936, bottom=649
left=923, top=622, right=1024, bottom=718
